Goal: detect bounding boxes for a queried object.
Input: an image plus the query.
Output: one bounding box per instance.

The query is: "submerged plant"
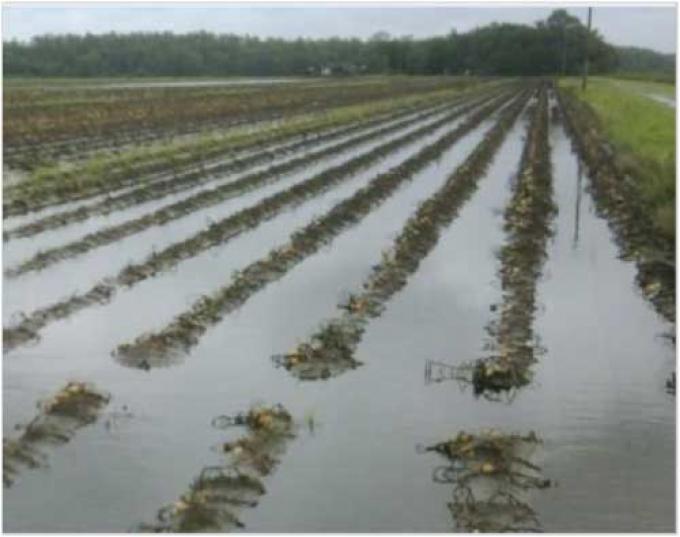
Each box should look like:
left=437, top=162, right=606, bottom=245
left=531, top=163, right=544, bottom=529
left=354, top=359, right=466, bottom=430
left=144, top=404, right=296, bottom=533
left=3, top=382, right=110, bottom=487
left=271, top=85, right=533, bottom=382
left=422, top=429, right=550, bottom=532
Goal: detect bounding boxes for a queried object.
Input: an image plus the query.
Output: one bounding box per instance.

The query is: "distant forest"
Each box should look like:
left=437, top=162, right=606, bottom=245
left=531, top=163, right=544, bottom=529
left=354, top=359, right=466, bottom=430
left=4, top=10, right=675, bottom=78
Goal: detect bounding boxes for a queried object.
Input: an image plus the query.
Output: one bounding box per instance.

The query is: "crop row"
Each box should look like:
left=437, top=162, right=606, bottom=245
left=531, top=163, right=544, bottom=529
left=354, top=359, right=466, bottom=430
left=557, top=89, right=675, bottom=325
left=3, top=382, right=110, bottom=487
left=111, top=90, right=516, bottom=368
left=4, top=86, right=481, bottom=218
left=141, top=405, right=295, bottom=532
left=5, top=93, right=490, bottom=279
left=4, top=99, right=452, bottom=240
left=469, top=87, right=556, bottom=397
left=273, top=88, right=531, bottom=381
left=3, top=91, right=504, bottom=353
left=5, top=77, right=471, bottom=150
left=2, top=91, right=502, bottom=353
left=4, top=82, right=469, bottom=172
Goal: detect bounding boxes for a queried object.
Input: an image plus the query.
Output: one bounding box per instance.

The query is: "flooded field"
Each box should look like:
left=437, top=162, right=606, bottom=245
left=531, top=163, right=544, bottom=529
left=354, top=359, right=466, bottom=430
left=3, top=78, right=675, bottom=532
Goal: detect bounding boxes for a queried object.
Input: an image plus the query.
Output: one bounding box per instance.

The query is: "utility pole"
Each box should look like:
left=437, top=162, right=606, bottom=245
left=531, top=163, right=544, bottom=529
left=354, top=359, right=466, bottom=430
left=581, top=7, right=593, bottom=91
left=561, top=23, right=567, bottom=75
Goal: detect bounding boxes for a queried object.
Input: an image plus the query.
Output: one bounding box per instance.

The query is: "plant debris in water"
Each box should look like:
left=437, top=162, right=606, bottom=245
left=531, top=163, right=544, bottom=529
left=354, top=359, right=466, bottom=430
left=5, top=101, right=461, bottom=279
left=463, top=84, right=556, bottom=398
left=4, top=100, right=451, bottom=241
left=3, top=381, right=110, bottom=487
left=422, top=429, right=550, bottom=532
left=113, top=90, right=517, bottom=368
left=3, top=92, right=501, bottom=355
left=273, top=86, right=533, bottom=381
left=142, top=404, right=295, bottom=532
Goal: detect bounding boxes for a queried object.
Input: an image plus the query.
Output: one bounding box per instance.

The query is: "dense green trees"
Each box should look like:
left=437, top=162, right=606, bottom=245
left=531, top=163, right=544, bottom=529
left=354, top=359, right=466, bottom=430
left=2, top=10, right=669, bottom=77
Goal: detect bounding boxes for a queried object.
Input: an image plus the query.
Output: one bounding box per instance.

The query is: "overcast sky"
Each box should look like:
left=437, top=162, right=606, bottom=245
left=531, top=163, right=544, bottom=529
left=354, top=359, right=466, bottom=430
left=2, top=3, right=676, bottom=54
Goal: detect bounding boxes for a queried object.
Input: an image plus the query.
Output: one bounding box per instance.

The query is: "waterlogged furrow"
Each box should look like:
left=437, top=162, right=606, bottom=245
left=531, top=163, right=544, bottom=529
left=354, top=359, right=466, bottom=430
left=5, top=101, right=452, bottom=242
left=140, top=405, right=295, bottom=532
left=5, top=103, right=487, bottom=327
left=3, top=104, right=456, bottom=268
left=2, top=98, right=495, bottom=352
left=557, top=89, right=675, bottom=324
left=273, top=89, right=530, bottom=381
left=3, top=99, right=488, bottom=351
left=6, top=94, right=498, bottom=279
left=470, top=86, right=555, bottom=397
left=5, top=85, right=481, bottom=218
left=3, top=97, right=447, bottom=229
left=112, top=91, right=515, bottom=367
left=4, top=101, right=451, bottom=232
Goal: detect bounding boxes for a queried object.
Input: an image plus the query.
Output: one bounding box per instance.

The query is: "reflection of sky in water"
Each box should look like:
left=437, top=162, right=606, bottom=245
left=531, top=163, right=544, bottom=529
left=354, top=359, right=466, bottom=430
left=3, top=107, right=456, bottom=323
left=3, top=110, right=673, bottom=532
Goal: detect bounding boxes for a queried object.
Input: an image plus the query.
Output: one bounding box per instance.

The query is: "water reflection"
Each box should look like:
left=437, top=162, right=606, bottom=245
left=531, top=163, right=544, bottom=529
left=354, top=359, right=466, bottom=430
left=142, top=404, right=295, bottom=532
left=3, top=382, right=110, bottom=487
left=421, top=430, right=550, bottom=532
left=573, top=159, right=583, bottom=250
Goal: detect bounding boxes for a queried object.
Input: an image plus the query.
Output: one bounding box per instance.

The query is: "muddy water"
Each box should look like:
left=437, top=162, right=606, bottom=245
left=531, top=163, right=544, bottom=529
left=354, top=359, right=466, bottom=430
left=3, top=107, right=466, bottom=322
left=4, top=105, right=673, bottom=532
left=3, top=105, right=448, bottom=267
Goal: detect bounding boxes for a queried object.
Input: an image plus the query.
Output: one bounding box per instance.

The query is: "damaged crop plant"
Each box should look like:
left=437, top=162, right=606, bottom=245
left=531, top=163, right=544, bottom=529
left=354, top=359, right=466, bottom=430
left=3, top=382, right=110, bottom=487
left=3, top=89, right=501, bottom=353
left=3, top=61, right=674, bottom=531
left=4, top=98, right=455, bottom=240
left=470, top=85, right=556, bottom=397
left=5, top=102, right=460, bottom=277
left=112, top=87, right=519, bottom=367
left=3, top=80, right=477, bottom=216
left=142, top=404, right=295, bottom=532
left=421, top=430, right=551, bottom=532
left=274, top=86, right=534, bottom=380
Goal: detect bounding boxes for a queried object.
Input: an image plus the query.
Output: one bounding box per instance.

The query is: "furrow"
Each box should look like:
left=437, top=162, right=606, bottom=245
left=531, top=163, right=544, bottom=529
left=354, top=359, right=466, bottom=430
left=4, top=85, right=479, bottom=218
left=4, top=100, right=450, bottom=241
left=111, top=90, right=516, bottom=367
left=6, top=93, right=493, bottom=279
left=557, top=87, right=675, bottom=324
left=3, top=91, right=504, bottom=353
left=272, top=88, right=532, bottom=381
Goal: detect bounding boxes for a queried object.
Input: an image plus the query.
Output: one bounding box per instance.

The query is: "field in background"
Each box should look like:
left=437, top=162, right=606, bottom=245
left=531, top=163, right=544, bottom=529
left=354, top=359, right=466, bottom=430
left=560, top=76, right=675, bottom=239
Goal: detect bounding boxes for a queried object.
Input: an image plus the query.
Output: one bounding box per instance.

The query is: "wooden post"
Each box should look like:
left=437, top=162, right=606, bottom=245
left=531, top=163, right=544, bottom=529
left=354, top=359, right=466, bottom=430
left=561, top=24, right=567, bottom=75
left=582, top=7, right=593, bottom=91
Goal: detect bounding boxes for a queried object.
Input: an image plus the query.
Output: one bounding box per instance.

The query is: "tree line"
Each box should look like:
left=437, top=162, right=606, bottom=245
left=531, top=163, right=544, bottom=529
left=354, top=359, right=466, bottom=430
left=3, top=10, right=673, bottom=78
